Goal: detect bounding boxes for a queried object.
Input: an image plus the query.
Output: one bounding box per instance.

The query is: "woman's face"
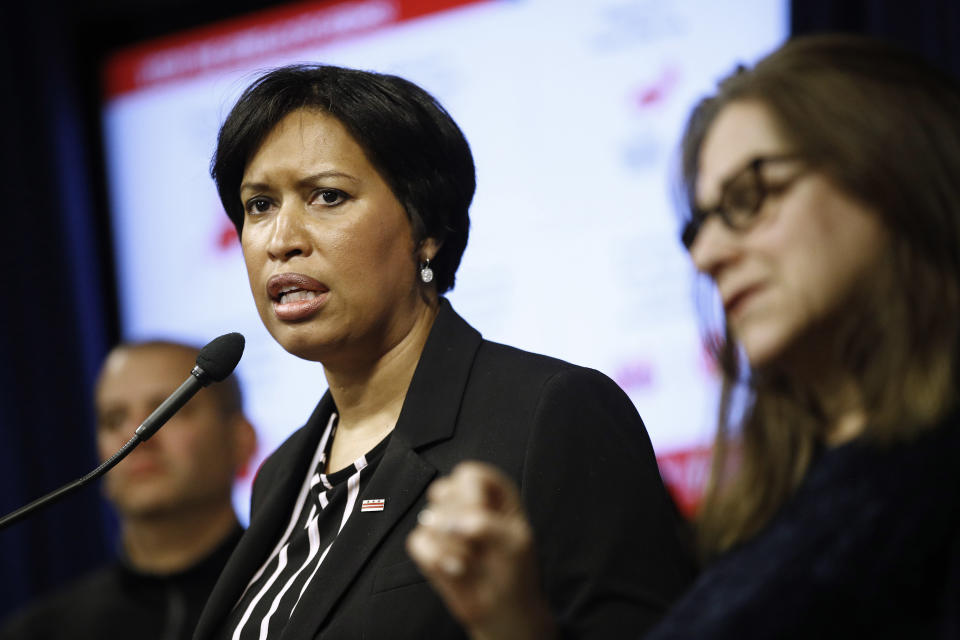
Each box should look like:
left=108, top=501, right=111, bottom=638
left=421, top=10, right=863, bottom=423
left=689, top=100, right=889, bottom=370
left=239, top=108, right=433, bottom=364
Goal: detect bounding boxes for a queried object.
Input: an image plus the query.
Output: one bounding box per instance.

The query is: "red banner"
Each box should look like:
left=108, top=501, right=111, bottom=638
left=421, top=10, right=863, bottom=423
left=657, top=445, right=713, bottom=518
left=103, top=0, right=489, bottom=98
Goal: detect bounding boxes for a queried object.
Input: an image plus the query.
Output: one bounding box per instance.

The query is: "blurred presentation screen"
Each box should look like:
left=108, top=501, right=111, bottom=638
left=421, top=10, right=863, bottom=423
left=101, top=0, right=787, bottom=520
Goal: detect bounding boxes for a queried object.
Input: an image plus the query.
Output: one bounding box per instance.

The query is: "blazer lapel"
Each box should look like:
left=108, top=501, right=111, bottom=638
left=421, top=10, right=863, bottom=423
left=280, top=437, right=437, bottom=639
left=280, top=299, right=483, bottom=637
left=398, top=298, right=483, bottom=449
left=194, top=394, right=335, bottom=640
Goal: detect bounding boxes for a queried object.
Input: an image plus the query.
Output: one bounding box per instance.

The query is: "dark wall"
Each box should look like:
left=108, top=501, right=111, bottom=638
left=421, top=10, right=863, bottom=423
left=792, top=0, right=960, bottom=74
left=0, top=0, right=291, bottom=623
left=0, top=0, right=115, bottom=618
left=1, top=0, right=958, bottom=626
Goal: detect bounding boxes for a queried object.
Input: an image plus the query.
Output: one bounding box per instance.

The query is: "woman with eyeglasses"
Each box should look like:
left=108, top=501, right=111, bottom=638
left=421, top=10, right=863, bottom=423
left=406, top=34, right=960, bottom=638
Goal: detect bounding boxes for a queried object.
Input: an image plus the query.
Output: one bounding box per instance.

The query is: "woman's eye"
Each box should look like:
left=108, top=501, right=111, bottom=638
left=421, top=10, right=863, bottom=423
left=725, top=185, right=758, bottom=212
left=245, top=197, right=273, bottom=215
left=313, top=189, right=347, bottom=206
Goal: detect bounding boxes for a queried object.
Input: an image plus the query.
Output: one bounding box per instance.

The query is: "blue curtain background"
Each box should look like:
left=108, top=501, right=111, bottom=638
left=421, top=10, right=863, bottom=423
left=0, top=0, right=116, bottom=618
left=1, top=0, right=958, bottom=624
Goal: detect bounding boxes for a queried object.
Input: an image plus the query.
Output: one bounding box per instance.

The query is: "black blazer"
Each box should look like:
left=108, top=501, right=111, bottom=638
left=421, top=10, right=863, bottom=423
left=194, top=301, right=695, bottom=639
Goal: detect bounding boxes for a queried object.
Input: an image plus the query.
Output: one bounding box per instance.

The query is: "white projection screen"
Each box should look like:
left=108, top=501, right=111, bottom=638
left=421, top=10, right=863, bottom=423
left=101, top=0, right=788, bottom=522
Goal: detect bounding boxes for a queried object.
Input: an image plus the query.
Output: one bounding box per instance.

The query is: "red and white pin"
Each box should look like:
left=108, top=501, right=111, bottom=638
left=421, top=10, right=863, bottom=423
left=361, top=498, right=386, bottom=512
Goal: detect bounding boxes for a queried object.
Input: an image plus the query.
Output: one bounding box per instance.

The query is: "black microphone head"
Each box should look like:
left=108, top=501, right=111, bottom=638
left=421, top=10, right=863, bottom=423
left=195, top=332, right=245, bottom=383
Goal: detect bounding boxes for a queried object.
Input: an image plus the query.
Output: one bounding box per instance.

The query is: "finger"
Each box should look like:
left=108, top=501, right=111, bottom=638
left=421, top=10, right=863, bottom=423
left=426, top=475, right=454, bottom=503
left=406, top=527, right=494, bottom=627
left=418, top=505, right=532, bottom=562
left=424, top=462, right=523, bottom=517
left=406, top=524, right=470, bottom=579
left=449, top=462, right=523, bottom=513
left=425, top=472, right=496, bottom=513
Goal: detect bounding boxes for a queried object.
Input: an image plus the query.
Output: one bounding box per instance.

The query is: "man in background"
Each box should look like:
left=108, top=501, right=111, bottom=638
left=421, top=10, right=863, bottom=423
left=1, top=340, right=257, bottom=639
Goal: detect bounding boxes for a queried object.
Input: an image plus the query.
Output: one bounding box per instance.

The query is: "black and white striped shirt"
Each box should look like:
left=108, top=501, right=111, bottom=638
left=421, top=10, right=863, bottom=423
left=224, top=413, right=390, bottom=640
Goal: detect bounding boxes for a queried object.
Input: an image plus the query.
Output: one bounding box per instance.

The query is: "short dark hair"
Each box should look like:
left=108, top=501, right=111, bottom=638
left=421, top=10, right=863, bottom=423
left=211, top=64, right=475, bottom=294
left=103, top=340, right=245, bottom=417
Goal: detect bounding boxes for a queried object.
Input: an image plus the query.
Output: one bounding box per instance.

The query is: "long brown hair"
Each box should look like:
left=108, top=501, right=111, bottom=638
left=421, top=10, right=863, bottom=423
left=681, top=35, right=960, bottom=557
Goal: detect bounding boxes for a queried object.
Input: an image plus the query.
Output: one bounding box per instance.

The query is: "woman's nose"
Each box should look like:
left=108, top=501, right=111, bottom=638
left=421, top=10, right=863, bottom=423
left=689, top=216, right=741, bottom=278
left=266, top=203, right=310, bottom=261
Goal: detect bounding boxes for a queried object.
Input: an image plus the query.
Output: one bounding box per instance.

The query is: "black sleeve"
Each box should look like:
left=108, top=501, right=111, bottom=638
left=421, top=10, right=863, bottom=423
left=520, top=366, right=697, bottom=638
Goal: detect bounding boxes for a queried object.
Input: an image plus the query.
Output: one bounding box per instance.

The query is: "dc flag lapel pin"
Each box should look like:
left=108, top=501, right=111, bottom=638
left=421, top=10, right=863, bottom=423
left=361, top=499, right=385, bottom=512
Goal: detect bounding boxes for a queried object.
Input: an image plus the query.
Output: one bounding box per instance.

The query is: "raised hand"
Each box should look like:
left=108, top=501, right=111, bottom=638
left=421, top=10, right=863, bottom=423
left=406, top=462, right=557, bottom=640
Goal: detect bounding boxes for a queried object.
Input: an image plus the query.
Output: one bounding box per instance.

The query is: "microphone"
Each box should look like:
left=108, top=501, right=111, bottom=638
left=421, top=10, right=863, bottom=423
left=0, top=332, right=245, bottom=531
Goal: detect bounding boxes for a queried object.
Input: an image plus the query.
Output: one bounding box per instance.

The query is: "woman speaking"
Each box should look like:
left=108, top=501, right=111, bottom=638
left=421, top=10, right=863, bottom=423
left=191, top=65, right=694, bottom=639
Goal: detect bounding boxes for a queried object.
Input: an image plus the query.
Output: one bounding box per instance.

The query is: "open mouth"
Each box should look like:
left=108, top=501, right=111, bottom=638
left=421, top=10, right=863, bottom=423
left=267, top=273, right=330, bottom=321
left=267, top=273, right=329, bottom=301
left=276, top=287, right=324, bottom=304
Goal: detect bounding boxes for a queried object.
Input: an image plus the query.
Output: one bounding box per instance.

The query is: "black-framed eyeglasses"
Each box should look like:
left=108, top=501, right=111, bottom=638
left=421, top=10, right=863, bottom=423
left=681, top=154, right=804, bottom=250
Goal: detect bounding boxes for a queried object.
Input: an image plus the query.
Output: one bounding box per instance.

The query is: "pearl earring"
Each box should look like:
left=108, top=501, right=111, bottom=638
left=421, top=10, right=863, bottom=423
left=419, top=259, right=434, bottom=284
